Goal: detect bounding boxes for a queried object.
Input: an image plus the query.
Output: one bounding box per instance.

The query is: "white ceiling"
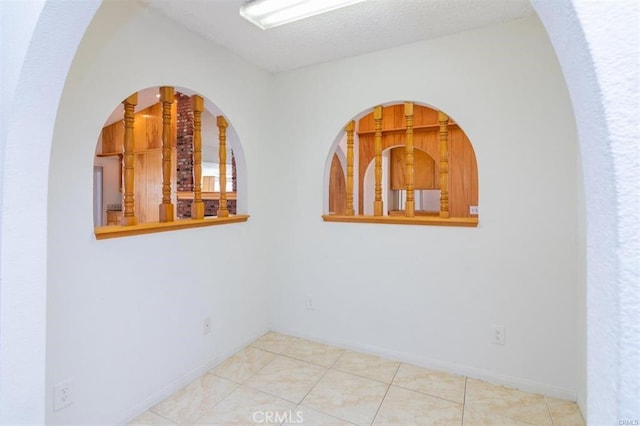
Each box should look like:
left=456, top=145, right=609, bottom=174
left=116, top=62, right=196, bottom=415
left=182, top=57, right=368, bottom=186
left=145, top=0, right=534, bottom=73
left=103, top=1, right=534, bottom=126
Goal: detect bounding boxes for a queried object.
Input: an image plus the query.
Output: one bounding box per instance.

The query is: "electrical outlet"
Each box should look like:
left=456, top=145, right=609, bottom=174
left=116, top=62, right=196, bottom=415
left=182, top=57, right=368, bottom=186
left=203, top=317, right=211, bottom=335
left=54, top=378, right=74, bottom=411
left=470, top=205, right=479, bottom=215
left=492, top=325, right=505, bottom=345
left=306, top=298, right=314, bottom=310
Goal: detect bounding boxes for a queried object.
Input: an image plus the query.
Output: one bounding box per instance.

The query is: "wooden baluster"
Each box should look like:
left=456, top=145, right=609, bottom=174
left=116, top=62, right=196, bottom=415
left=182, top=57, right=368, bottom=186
left=404, top=102, right=415, bottom=217
left=158, top=87, right=175, bottom=222
left=438, top=111, right=450, bottom=218
left=216, top=116, right=229, bottom=218
left=373, top=105, right=383, bottom=216
left=191, top=95, right=205, bottom=219
left=121, top=93, right=138, bottom=226
left=345, top=120, right=355, bottom=216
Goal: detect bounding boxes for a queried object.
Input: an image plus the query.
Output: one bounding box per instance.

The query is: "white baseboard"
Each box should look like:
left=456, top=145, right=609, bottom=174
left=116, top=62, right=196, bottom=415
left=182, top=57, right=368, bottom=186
left=119, top=328, right=269, bottom=425
left=273, top=326, right=577, bottom=402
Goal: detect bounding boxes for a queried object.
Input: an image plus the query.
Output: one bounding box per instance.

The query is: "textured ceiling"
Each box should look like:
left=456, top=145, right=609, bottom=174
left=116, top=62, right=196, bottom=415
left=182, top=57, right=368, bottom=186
left=145, top=0, right=535, bottom=72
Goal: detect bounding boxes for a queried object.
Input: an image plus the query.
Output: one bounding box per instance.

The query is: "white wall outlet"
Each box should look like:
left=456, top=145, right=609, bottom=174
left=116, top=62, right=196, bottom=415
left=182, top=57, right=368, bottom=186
left=54, top=378, right=74, bottom=411
left=470, top=205, right=479, bottom=214
left=492, top=325, right=506, bottom=345
left=306, top=298, right=314, bottom=310
left=203, top=317, right=211, bottom=335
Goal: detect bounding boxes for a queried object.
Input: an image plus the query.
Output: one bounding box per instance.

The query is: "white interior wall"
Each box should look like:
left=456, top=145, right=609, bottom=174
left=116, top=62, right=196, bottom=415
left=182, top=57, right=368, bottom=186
left=3, top=0, right=636, bottom=423
left=270, top=15, right=581, bottom=399
left=46, top=2, right=273, bottom=423
left=0, top=1, right=101, bottom=423
left=530, top=1, right=639, bottom=420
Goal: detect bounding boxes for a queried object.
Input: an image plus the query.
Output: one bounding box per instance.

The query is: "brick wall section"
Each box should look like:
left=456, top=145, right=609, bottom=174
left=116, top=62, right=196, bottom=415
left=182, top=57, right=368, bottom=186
left=231, top=151, right=237, bottom=192
left=176, top=92, right=194, bottom=218
left=179, top=199, right=236, bottom=217
left=175, top=92, right=237, bottom=218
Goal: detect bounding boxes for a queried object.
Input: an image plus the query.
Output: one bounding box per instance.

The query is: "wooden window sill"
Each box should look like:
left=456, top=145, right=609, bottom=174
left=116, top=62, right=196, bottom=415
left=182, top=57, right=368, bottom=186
left=94, top=215, right=249, bottom=240
left=176, top=191, right=237, bottom=201
left=321, top=214, right=478, bottom=227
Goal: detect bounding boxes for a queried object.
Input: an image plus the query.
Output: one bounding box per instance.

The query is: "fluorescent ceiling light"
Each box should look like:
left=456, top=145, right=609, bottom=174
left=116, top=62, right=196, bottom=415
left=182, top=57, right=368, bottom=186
left=240, top=0, right=367, bottom=30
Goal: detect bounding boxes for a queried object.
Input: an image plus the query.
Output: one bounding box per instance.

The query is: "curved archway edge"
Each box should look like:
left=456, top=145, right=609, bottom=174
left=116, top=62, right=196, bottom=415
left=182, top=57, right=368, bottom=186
left=1, top=1, right=637, bottom=423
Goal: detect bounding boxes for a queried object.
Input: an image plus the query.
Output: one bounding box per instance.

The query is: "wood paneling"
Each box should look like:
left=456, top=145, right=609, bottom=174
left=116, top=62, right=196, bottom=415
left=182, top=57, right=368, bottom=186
left=328, top=153, right=346, bottom=215
left=101, top=122, right=123, bottom=155
left=203, top=176, right=215, bottom=192
left=100, top=98, right=178, bottom=225
left=356, top=103, right=477, bottom=218
left=134, top=151, right=162, bottom=223
left=358, top=104, right=441, bottom=133
left=390, top=148, right=436, bottom=190
left=449, top=127, right=479, bottom=217
left=101, top=102, right=177, bottom=156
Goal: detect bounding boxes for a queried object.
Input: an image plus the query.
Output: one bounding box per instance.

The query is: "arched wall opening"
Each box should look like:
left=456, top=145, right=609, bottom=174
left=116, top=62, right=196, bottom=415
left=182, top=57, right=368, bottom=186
left=92, top=85, right=248, bottom=228
left=1, top=0, right=636, bottom=424
left=323, top=101, right=478, bottom=224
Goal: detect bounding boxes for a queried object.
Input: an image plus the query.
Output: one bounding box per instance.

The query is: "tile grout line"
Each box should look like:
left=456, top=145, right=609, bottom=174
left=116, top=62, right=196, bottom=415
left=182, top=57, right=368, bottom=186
left=145, top=408, right=178, bottom=425
left=249, top=335, right=354, bottom=422
left=240, top=354, right=327, bottom=405
left=152, top=333, right=569, bottom=426
left=460, top=376, right=468, bottom=426
left=210, top=350, right=278, bottom=386
left=369, top=362, right=402, bottom=425
left=390, top=381, right=465, bottom=405
left=545, top=397, right=557, bottom=426
left=297, top=361, right=332, bottom=405
left=186, top=377, right=241, bottom=425
left=192, top=343, right=286, bottom=425
left=294, top=350, right=357, bottom=425
left=331, top=363, right=399, bottom=385
left=292, top=402, right=357, bottom=426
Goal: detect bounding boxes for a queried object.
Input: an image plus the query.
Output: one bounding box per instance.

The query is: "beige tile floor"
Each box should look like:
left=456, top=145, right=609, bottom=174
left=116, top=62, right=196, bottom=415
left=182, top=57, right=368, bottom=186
left=130, top=332, right=585, bottom=425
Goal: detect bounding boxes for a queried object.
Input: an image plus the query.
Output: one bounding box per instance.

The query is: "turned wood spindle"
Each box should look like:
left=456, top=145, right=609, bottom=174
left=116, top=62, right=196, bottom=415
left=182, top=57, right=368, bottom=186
left=373, top=105, right=383, bottom=216
left=158, top=87, right=175, bottom=222
left=404, top=102, right=415, bottom=217
left=438, top=111, right=450, bottom=218
left=121, top=93, right=138, bottom=226
left=345, top=120, right=356, bottom=216
left=216, top=116, right=229, bottom=218
left=191, top=95, right=205, bottom=219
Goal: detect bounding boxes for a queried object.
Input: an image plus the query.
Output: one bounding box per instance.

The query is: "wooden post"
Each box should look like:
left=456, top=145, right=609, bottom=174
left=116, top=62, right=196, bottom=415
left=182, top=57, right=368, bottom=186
left=438, top=111, right=450, bottom=218
left=345, top=120, right=355, bottom=216
left=121, top=93, right=138, bottom=226
left=216, top=116, right=229, bottom=218
left=158, top=87, right=175, bottom=222
left=373, top=105, right=383, bottom=216
left=191, top=95, right=205, bottom=219
left=404, top=102, right=415, bottom=217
